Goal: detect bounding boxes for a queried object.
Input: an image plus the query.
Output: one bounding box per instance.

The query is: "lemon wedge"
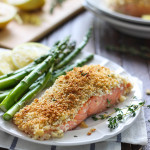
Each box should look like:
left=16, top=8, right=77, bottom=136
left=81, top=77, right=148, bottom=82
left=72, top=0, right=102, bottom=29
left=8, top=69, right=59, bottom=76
left=0, top=51, right=15, bottom=75
left=6, top=0, right=45, bottom=11
left=141, top=15, right=150, bottom=20
left=0, top=2, right=17, bottom=29
left=12, top=42, right=49, bottom=69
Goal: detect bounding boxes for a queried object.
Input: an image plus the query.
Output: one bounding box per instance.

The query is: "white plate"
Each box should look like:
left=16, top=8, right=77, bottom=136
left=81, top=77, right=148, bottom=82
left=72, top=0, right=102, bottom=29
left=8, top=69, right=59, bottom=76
left=84, top=1, right=150, bottom=39
left=0, top=50, right=143, bottom=146
left=86, top=0, right=150, bottom=25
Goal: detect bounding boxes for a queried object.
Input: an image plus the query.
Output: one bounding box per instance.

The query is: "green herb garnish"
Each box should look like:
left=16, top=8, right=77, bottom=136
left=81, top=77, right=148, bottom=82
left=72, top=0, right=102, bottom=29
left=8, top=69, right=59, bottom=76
left=132, top=96, right=137, bottom=99
left=107, top=99, right=111, bottom=108
left=127, top=105, right=138, bottom=117
left=52, top=99, right=57, bottom=101
left=91, top=114, right=109, bottom=121
left=50, top=0, right=66, bottom=14
left=81, top=72, right=88, bottom=76
left=74, top=135, right=78, bottom=137
left=139, top=101, right=145, bottom=106
left=114, top=108, right=121, bottom=112
left=99, top=115, right=105, bottom=120
left=92, top=115, right=98, bottom=121
left=107, top=99, right=110, bottom=105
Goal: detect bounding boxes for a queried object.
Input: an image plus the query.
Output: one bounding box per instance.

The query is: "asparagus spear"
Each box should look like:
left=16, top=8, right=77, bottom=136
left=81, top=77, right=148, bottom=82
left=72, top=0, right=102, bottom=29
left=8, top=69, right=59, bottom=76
left=46, top=54, right=94, bottom=87
left=55, top=28, right=92, bottom=69
left=3, top=55, right=93, bottom=120
left=0, top=67, right=35, bottom=90
left=0, top=89, right=12, bottom=103
left=0, top=72, right=46, bottom=102
left=3, top=66, right=54, bottom=121
left=0, top=40, right=66, bottom=112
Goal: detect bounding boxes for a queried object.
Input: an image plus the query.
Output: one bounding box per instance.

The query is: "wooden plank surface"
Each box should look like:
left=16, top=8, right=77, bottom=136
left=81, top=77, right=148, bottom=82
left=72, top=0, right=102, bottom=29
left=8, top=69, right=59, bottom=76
left=0, top=11, right=150, bottom=150
left=0, top=0, right=84, bottom=49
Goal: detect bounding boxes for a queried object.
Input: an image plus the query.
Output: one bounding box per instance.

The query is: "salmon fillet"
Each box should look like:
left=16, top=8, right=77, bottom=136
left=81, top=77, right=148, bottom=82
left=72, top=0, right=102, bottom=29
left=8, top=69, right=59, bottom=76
left=13, top=65, right=132, bottom=140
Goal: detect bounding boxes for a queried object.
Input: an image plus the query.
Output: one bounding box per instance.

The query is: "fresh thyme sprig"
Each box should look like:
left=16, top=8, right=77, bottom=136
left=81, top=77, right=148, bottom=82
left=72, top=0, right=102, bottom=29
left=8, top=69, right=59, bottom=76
left=50, top=0, right=66, bottom=14
left=91, top=114, right=110, bottom=121
left=91, top=100, right=149, bottom=130
left=108, top=102, right=144, bottom=129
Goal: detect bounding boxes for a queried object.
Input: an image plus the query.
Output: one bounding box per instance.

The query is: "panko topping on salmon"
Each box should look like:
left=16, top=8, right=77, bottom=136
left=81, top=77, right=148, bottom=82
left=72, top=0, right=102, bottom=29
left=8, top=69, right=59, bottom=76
left=13, top=65, right=132, bottom=140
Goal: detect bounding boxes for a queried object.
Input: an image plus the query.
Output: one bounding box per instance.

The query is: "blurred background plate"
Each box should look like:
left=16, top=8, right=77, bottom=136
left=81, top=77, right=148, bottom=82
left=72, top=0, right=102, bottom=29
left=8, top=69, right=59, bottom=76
left=84, top=0, right=150, bottom=39
left=85, top=0, right=150, bottom=25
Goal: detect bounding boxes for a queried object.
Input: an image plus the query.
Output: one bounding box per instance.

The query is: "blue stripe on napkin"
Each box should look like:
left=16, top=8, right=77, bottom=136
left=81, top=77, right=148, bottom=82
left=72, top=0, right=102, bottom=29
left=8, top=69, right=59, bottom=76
left=10, top=137, right=18, bottom=150
left=117, top=133, right=122, bottom=142
left=51, top=145, right=56, bottom=150
left=90, top=143, right=95, bottom=150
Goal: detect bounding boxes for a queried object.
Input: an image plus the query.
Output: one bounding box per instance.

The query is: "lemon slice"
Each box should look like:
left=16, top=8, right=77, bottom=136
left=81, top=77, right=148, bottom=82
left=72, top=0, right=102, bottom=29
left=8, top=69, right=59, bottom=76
left=0, top=62, right=13, bottom=75
left=6, top=0, right=45, bottom=11
left=12, top=42, right=49, bottom=69
left=0, top=2, right=17, bottom=29
left=0, top=52, right=13, bottom=75
left=0, top=51, right=15, bottom=75
left=141, top=15, right=150, bottom=20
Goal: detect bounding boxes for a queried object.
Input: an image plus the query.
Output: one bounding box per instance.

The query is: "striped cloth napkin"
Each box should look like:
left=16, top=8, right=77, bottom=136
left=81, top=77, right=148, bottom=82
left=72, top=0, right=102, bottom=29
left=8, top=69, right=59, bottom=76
left=0, top=108, right=147, bottom=150
left=0, top=78, right=147, bottom=150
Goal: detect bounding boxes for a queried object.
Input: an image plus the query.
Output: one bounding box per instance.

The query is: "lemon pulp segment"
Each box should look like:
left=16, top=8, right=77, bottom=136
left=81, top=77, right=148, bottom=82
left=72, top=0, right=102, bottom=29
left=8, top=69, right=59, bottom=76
left=12, top=42, right=49, bottom=68
left=0, top=51, right=16, bottom=75
left=0, top=2, right=17, bottom=28
left=6, top=0, right=45, bottom=11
